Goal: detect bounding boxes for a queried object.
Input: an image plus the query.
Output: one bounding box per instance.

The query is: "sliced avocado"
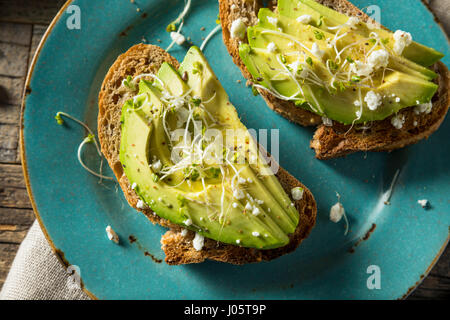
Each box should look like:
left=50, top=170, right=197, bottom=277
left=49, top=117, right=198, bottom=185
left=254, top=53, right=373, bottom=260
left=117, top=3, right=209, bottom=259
left=258, top=7, right=437, bottom=80
left=120, top=47, right=300, bottom=249
left=279, top=0, right=444, bottom=67
left=239, top=44, right=438, bottom=124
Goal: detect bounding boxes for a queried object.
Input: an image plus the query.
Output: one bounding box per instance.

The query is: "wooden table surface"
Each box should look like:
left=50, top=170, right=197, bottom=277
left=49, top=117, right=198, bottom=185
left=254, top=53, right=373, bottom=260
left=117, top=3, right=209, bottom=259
left=0, top=0, right=449, bottom=299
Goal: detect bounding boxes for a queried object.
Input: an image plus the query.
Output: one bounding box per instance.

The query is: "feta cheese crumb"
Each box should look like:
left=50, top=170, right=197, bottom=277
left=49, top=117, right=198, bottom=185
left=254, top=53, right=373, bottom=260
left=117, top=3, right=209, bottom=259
left=322, top=117, right=333, bottom=127
left=413, top=120, right=418, bottom=126
left=346, top=17, right=360, bottom=29
left=395, top=97, right=401, bottom=103
left=417, top=199, right=429, bottom=208
left=393, top=30, right=413, bottom=55
left=238, top=177, right=247, bottom=184
left=291, top=187, right=304, bottom=201
left=247, top=178, right=253, bottom=183
left=184, top=218, right=192, bottom=226
left=236, top=239, right=241, bottom=244
left=296, top=15, right=312, bottom=24
left=230, top=18, right=246, bottom=39
left=354, top=100, right=362, bottom=107
left=252, top=207, right=260, bottom=216
left=267, top=42, right=277, bottom=53
left=329, top=202, right=345, bottom=223
left=245, top=202, right=253, bottom=211
left=252, top=231, right=260, bottom=237
left=106, top=226, right=119, bottom=244
left=414, top=102, right=432, bottom=115
left=131, top=182, right=137, bottom=190
left=192, top=233, right=204, bottom=251
left=152, top=159, right=162, bottom=172
left=267, top=16, right=278, bottom=26
left=391, top=114, right=405, bottom=129
left=170, top=32, right=185, bottom=45
left=367, top=49, right=389, bottom=70
left=232, top=202, right=238, bottom=208
left=181, top=229, right=188, bottom=237
left=364, top=91, right=382, bottom=111
left=311, top=43, right=325, bottom=59
left=136, top=199, right=145, bottom=209
left=233, top=188, right=245, bottom=200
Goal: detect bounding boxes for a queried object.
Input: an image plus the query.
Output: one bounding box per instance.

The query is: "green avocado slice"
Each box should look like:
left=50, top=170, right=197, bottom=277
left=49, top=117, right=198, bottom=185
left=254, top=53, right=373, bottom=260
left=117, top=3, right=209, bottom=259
left=278, top=0, right=444, bottom=67
left=239, top=44, right=438, bottom=124
left=257, top=7, right=437, bottom=81
left=119, top=47, right=300, bottom=249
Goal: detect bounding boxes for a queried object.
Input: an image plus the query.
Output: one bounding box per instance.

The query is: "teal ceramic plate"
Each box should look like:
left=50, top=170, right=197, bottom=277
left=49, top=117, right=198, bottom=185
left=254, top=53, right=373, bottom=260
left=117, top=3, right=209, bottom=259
left=21, top=0, right=449, bottom=299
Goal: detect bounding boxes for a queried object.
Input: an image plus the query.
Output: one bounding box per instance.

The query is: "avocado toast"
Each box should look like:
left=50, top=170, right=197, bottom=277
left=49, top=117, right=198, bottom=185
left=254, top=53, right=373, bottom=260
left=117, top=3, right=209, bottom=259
left=98, top=44, right=316, bottom=265
left=219, top=0, right=449, bottom=159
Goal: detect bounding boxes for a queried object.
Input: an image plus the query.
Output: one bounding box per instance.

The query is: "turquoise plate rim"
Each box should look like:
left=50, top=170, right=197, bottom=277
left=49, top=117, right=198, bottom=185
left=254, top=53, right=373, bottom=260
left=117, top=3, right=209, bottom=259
left=20, top=0, right=449, bottom=300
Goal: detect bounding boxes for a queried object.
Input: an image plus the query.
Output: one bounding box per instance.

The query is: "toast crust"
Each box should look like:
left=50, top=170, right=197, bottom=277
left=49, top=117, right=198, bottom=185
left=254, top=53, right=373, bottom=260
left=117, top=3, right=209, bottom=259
left=219, top=0, right=450, bottom=159
left=98, top=44, right=317, bottom=265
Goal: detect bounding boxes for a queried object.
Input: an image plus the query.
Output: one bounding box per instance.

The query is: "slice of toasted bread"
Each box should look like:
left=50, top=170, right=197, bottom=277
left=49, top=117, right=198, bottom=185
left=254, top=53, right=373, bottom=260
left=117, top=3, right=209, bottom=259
left=98, top=44, right=317, bottom=265
left=219, top=0, right=450, bottom=159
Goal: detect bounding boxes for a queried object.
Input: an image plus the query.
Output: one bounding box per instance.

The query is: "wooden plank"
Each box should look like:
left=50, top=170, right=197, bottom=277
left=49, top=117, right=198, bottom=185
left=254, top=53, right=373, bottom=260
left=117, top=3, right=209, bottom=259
left=0, top=22, right=32, bottom=46
left=0, top=164, right=31, bottom=208
left=0, top=207, right=35, bottom=244
left=0, top=42, right=30, bottom=78
left=0, top=124, right=20, bottom=164
left=0, top=243, right=20, bottom=289
left=0, top=0, right=66, bottom=25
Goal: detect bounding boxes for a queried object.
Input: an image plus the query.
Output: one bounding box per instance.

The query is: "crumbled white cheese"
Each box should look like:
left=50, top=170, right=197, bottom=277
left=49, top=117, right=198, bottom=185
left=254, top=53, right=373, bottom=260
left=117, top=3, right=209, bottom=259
left=232, top=202, right=238, bottom=208
left=136, top=200, right=145, bottom=209
left=287, top=41, right=295, bottom=47
left=152, top=159, right=162, bottom=172
left=395, top=97, right=401, bottom=103
left=106, top=226, right=119, bottom=244
left=233, top=188, right=245, bottom=200
left=367, top=19, right=380, bottom=30
left=192, top=233, right=204, bottom=251
left=291, top=187, right=304, bottom=201
left=417, top=199, right=429, bottom=208
left=288, top=59, right=302, bottom=74
left=158, top=197, right=163, bottom=202
left=346, top=17, right=360, bottom=29
left=230, top=18, right=246, bottom=39
left=245, top=202, right=253, bottom=211
left=184, top=218, right=193, bottom=226
left=252, top=207, right=260, bottom=216
left=131, top=182, right=137, bottom=190
left=367, top=49, right=389, bottom=70
left=322, top=117, right=333, bottom=127
left=255, top=199, right=264, bottom=205
left=353, top=60, right=374, bottom=77
left=267, top=16, right=278, bottom=26
left=238, top=177, right=247, bottom=184
left=391, top=114, right=405, bottom=129
left=413, top=120, right=418, bottom=126
left=414, top=102, right=432, bottom=115
left=236, top=239, right=241, bottom=244
left=311, top=43, right=325, bottom=59
left=364, top=91, right=382, bottom=111
left=170, top=32, right=185, bottom=45
left=393, top=30, right=413, bottom=55
left=330, top=202, right=345, bottom=223
left=181, top=229, right=188, bottom=237
left=354, top=100, right=362, bottom=107
left=355, top=110, right=362, bottom=119
left=247, top=178, right=253, bottom=183
left=252, top=231, right=260, bottom=237
left=267, top=42, right=277, bottom=53
left=296, top=14, right=312, bottom=24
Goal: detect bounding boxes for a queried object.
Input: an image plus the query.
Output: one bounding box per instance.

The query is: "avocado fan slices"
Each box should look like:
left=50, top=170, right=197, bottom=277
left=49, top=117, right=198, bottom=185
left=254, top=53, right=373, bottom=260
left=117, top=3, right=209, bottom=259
left=119, top=46, right=301, bottom=249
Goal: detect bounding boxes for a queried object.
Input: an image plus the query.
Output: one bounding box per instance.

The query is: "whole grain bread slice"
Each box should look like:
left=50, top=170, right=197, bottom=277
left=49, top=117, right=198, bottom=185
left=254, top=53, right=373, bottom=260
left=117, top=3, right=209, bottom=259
left=219, top=0, right=450, bottom=159
left=98, top=44, right=317, bottom=265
